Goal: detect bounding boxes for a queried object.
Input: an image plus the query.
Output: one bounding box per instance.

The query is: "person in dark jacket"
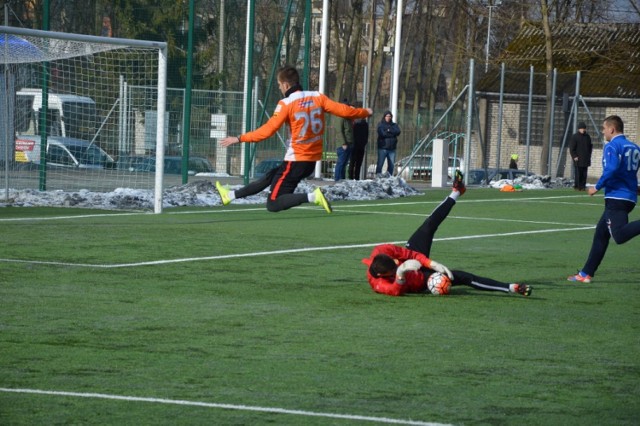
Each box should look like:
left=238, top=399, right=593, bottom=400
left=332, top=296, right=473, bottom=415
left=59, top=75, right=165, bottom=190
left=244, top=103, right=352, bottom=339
left=509, top=154, right=519, bottom=169
left=375, top=111, right=401, bottom=176
left=569, top=122, right=593, bottom=191
left=349, top=118, right=369, bottom=180
left=334, top=100, right=354, bottom=181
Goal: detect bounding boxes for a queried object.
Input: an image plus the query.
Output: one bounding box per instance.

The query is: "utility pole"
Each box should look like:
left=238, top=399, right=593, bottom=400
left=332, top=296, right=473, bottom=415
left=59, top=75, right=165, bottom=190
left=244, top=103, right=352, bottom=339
left=219, top=0, right=225, bottom=76
left=484, top=0, right=502, bottom=73
left=391, top=0, right=403, bottom=118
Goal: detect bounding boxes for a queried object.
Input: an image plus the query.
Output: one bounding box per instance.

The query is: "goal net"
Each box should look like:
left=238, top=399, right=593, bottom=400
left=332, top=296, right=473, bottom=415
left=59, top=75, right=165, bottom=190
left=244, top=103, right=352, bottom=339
left=0, top=26, right=167, bottom=213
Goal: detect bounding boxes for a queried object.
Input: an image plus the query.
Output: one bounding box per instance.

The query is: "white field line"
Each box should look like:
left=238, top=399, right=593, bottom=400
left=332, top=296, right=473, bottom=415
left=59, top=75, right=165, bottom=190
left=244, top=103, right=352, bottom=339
left=342, top=210, right=594, bottom=227
left=0, top=211, right=146, bottom=221
left=451, top=215, right=592, bottom=227
left=0, top=388, right=450, bottom=426
left=0, top=225, right=594, bottom=269
left=518, top=200, right=602, bottom=206
left=0, top=194, right=600, bottom=222
left=333, top=194, right=601, bottom=209
left=0, top=207, right=265, bottom=222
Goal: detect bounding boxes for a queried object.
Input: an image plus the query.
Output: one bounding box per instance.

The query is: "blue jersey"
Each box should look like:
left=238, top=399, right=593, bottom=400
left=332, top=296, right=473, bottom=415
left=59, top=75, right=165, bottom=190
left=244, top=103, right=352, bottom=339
left=595, top=134, right=640, bottom=204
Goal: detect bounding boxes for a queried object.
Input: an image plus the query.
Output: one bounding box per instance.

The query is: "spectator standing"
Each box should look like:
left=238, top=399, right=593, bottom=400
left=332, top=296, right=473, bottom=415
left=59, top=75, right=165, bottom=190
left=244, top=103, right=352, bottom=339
left=509, top=154, right=519, bottom=169
left=334, top=100, right=354, bottom=181
left=567, top=115, right=640, bottom=283
left=349, top=118, right=369, bottom=180
left=101, top=16, right=113, bottom=37
left=569, top=121, right=593, bottom=191
left=375, top=111, right=401, bottom=176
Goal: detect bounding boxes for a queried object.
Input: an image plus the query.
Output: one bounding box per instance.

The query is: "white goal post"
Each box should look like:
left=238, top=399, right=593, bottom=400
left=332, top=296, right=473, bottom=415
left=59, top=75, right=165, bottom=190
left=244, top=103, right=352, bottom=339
left=0, top=26, right=167, bottom=213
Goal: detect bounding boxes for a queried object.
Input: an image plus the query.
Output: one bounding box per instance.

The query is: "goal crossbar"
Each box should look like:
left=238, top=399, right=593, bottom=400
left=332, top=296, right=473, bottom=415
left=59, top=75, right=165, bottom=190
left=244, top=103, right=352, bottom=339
left=0, top=26, right=167, bottom=61
left=1, top=26, right=168, bottom=213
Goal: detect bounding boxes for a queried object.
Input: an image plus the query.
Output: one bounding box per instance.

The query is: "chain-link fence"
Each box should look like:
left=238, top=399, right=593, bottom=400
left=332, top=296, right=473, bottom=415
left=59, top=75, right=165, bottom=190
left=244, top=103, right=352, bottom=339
left=474, top=66, right=639, bottom=184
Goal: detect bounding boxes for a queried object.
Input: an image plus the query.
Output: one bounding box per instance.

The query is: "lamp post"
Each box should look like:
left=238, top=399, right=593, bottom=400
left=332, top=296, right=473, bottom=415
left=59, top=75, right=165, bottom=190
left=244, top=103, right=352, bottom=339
left=383, top=45, right=393, bottom=111
left=484, top=0, right=502, bottom=73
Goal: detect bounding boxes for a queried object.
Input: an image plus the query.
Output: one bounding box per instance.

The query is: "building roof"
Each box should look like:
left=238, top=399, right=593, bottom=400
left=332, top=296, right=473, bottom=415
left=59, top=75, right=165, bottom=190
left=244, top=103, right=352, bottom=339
left=477, top=22, right=640, bottom=99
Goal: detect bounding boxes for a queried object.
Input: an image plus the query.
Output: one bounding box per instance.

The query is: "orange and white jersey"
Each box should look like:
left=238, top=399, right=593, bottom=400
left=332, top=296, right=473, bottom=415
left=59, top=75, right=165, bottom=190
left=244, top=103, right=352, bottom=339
left=239, top=90, right=370, bottom=162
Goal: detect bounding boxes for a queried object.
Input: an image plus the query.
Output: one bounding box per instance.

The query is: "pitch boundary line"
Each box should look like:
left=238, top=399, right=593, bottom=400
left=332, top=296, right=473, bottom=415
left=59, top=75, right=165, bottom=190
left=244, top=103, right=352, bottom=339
left=0, top=226, right=594, bottom=269
left=334, top=194, right=598, bottom=209
left=0, top=387, right=449, bottom=426
left=0, top=207, right=265, bottom=222
left=0, top=194, right=599, bottom=222
left=341, top=210, right=594, bottom=227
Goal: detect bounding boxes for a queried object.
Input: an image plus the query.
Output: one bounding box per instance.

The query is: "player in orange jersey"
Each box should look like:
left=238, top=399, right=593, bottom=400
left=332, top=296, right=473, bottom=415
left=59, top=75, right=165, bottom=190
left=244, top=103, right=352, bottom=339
left=217, top=65, right=372, bottom=213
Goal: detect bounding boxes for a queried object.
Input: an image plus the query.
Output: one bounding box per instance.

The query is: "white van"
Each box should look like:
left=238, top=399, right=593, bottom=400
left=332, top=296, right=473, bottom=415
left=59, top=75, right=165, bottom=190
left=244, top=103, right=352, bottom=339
left=15, top=88, right=98, bottom=141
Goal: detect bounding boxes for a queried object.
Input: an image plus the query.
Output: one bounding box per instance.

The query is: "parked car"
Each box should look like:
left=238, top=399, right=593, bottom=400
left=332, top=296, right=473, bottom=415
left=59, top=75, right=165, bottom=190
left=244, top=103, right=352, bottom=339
left=254, top=158, right=283, bottom=178
left=466, top=168, right=534, bottom=185
left=126, top=156, right=155, bottom=172
left=164, top=156, right=215, bottom=175
left=367, top=154, right=464, bottom=180
left=390, top=155, right=464, bottom=180
left=15, top=135, right=115, bottom=169
left=126, top=155, right=215, bottom=175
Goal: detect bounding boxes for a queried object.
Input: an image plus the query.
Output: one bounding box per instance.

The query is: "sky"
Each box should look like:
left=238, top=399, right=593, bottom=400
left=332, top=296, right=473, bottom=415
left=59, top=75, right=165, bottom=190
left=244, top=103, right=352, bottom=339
left=610, top=0, right=640, bottom=22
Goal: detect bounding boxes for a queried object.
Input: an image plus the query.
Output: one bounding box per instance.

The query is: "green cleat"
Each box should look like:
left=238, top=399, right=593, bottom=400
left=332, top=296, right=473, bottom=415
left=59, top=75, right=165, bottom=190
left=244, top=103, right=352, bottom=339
left=215, top=181, right=231, bottom=206
left=313, top=187, right=332, bottom=213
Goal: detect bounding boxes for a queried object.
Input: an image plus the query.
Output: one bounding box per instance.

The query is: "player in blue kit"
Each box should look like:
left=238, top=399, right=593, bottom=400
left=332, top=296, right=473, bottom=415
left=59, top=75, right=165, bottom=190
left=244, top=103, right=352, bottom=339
left=568, top=115, right=640, bottom=283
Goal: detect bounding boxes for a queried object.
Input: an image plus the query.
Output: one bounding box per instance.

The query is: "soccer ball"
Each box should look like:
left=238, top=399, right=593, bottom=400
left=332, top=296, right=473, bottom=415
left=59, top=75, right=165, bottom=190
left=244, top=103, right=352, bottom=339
left=427, top=272, right=451, bottom=295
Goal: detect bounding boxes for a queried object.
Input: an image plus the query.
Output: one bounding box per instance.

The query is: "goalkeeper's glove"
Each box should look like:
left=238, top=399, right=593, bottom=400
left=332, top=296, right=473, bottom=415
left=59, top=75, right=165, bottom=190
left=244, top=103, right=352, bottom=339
left=429, top=259, right=453, bottom=279
left=395, top=259, right=422, bottom=284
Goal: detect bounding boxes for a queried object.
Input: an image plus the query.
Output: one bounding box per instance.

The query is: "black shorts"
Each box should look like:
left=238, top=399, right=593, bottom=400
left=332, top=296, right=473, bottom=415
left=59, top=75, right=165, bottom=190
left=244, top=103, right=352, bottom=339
left=268, top=161, right=316, bottom=200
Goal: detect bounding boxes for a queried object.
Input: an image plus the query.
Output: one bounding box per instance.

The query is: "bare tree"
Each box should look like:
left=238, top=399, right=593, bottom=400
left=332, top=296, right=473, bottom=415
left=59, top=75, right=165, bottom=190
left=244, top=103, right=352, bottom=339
left=330, top=1, right=358, bottom=101
left=369, top=0, right=394, bottom=112
left=627, top=0, right=640, bottom=16
left=398, top=0, right=421, bottom=122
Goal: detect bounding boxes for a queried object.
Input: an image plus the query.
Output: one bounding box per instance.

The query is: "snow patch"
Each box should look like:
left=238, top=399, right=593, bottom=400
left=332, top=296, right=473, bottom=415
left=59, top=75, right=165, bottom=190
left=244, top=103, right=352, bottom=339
left=0, top=175, right=570, bottom=210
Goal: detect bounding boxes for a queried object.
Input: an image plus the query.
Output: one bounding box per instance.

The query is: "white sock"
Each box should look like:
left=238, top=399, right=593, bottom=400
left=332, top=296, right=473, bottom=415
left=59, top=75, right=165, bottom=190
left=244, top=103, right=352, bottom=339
left=509, top=283, right=518, bottom=293
left=449, top=190, right=460, bottom=201
left=307, top=192, right=316, bottom=203
left=228, top=190, right=236, bottom=201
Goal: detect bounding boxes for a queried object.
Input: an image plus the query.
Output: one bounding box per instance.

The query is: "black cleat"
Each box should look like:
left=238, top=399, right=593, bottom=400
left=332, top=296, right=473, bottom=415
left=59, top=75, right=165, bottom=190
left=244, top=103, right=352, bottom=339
left=453, top=170, right=466, bottom=195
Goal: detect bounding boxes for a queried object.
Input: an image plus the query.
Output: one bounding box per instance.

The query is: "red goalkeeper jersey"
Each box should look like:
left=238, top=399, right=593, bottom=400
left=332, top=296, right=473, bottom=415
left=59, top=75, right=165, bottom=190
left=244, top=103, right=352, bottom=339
left=362, top=244, right=433, bottom=296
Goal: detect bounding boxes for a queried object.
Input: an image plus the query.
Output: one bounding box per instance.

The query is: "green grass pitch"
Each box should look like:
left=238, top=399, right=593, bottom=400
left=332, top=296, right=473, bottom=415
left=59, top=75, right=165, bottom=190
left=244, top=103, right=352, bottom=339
left=1, top=187, right=639, bottom=425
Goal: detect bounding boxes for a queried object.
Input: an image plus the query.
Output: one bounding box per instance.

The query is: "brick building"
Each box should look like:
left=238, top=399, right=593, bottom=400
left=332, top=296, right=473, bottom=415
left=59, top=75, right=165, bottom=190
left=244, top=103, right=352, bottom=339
left=474, top=22, right=640, bottom=180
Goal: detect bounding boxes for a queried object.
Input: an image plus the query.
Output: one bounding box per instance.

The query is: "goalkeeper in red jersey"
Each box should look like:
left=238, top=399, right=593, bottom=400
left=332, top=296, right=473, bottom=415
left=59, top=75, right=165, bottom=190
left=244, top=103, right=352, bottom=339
left=362, top=171, right=532, bottom=297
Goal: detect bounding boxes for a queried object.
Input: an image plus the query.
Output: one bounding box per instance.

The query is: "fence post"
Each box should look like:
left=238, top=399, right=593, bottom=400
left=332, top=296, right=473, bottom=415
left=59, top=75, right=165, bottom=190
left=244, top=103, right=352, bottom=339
left=432, top=138, right=447, bottom=188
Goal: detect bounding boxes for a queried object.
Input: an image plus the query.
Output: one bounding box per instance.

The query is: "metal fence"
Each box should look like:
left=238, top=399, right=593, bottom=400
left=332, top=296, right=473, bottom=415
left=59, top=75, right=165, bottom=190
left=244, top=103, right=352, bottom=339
left=475, top=66, right=639, bottom=183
